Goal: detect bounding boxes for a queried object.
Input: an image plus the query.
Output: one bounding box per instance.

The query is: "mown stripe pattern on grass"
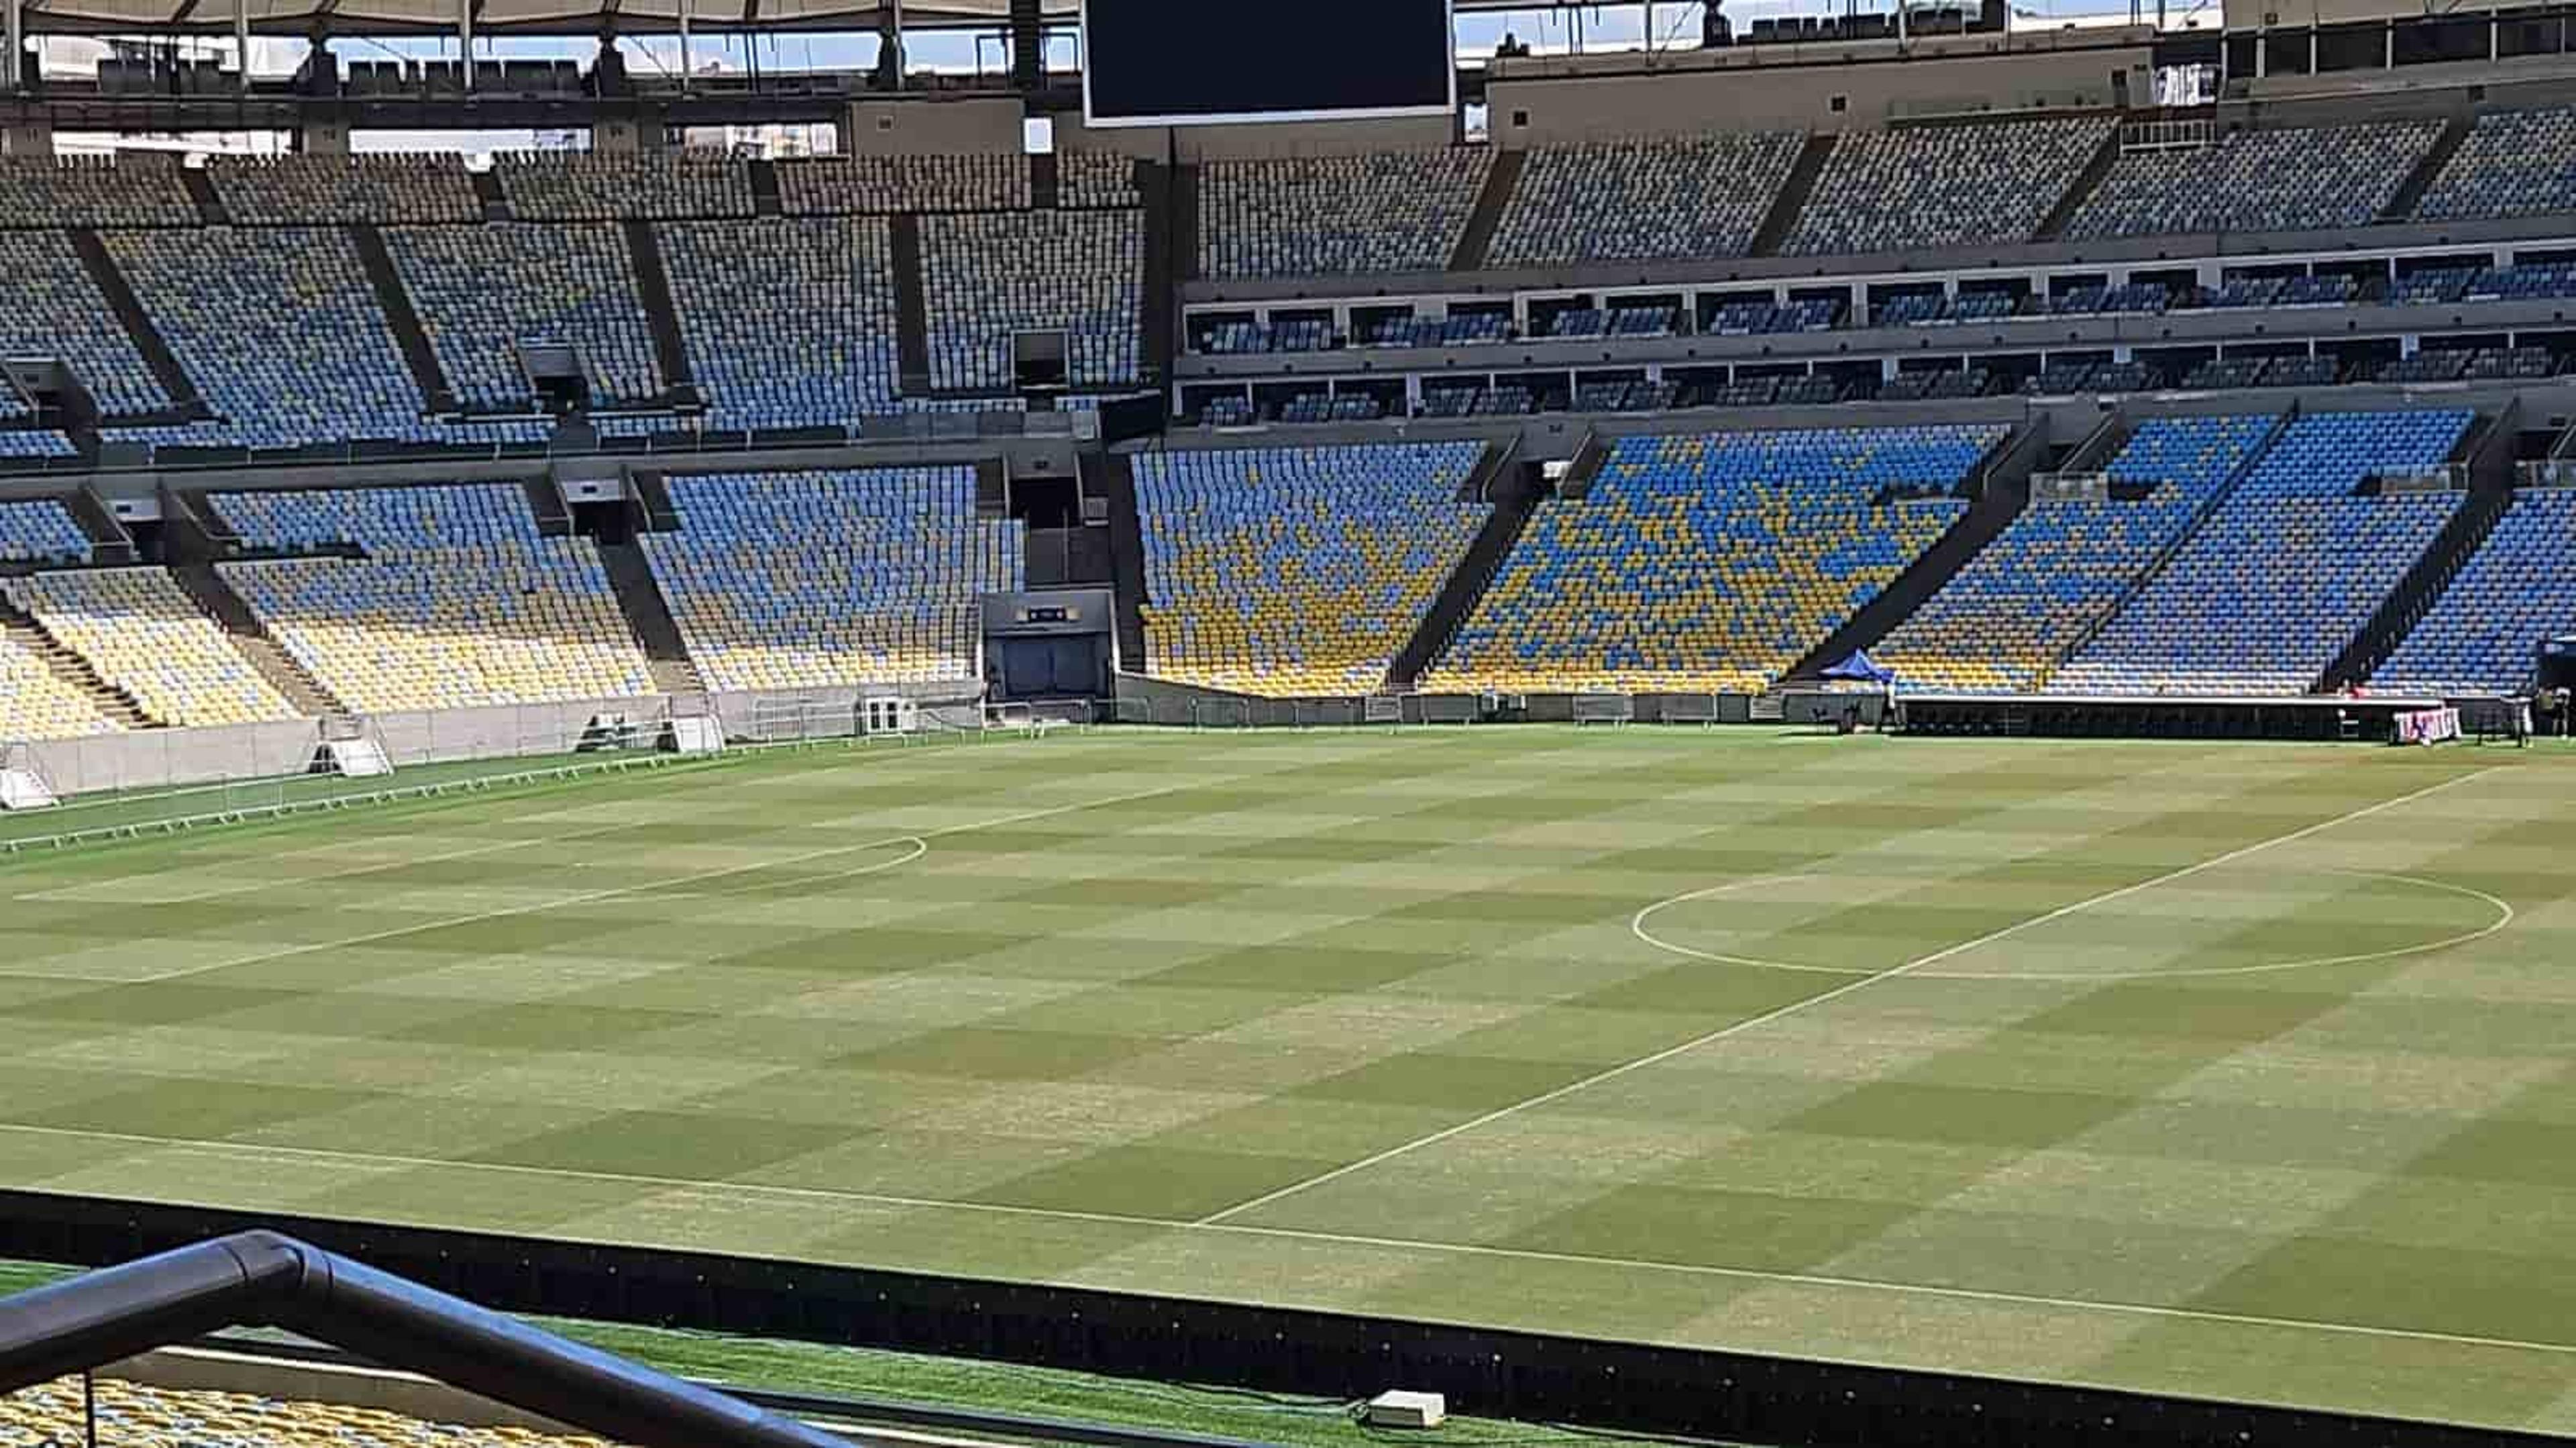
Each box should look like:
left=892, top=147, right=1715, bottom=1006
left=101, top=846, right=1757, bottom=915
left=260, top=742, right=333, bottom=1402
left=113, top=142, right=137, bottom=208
left=0, top=730, right=2570, bottom=1435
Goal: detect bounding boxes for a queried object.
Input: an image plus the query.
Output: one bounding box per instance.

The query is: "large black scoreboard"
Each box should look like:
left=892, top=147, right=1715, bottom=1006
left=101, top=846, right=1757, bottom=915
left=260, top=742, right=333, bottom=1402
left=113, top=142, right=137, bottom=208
left=1081, top=0, right=1456, bottom=127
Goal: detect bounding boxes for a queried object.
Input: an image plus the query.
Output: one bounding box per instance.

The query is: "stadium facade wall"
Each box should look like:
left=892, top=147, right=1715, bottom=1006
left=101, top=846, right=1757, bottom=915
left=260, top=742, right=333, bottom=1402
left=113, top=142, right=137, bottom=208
left=844, top=97, right=1028, bottom=158
left=1489, top=48, right=2147, bottom=142
left=0, top=684, right=979, bottom=802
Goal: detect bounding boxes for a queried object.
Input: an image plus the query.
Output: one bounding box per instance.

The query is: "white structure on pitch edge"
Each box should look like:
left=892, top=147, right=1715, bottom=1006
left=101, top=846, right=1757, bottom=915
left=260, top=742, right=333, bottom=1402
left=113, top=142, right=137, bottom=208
left=0, top=767, right=58, bottom=810
left=1363, top=1392, right=1447, bottom=1430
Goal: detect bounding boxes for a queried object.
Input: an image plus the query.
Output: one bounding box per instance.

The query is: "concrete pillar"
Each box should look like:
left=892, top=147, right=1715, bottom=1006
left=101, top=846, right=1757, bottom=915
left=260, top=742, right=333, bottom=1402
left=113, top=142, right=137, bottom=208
left=3, top=0, right=21, bottom=95
left=1, top=119, right=52, bottom=155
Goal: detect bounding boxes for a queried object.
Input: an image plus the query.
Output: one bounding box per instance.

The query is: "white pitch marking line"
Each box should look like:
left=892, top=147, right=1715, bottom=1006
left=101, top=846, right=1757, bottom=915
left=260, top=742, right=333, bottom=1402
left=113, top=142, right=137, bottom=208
left=1631, top=869, right=2516, bottom=982
left=4, top=1118, right=2573, bottom=1363
left=1199, top=765, right=2508, bottom=1227
left=0, top=775, right=1207, bottom=987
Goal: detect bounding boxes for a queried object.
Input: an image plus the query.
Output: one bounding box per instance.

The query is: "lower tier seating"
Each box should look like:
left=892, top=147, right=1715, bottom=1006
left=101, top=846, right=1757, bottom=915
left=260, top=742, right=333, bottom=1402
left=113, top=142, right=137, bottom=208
left=15, top=568, right=299, bottom=727
left=641, top=468, right=1023, bottom=691
left=2373, top=488, right=2576, bottom=695
left=0, top=498, right=93, bottom=566
left=213, top=483, right=653, bottom=712
left=1425, top=425, right=1996, bottom=694
left=2051, top=410, right=2474, bottom=695
left=0, top=1376, right=608, bottom=1448
left=1875, top=415, right=2278, bottom=692
left=1137, top=442, right=1488, bottom=696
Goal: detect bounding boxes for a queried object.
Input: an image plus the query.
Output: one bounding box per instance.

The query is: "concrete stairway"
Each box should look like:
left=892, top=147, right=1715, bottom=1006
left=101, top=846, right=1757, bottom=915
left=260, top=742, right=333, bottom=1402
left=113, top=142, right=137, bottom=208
left=0, top=601, right=155, bottom=728
left=1448, top=150, right=1527, bottom=272
left=172, top=562, right=350, bottom=719
left=1750, top=135, right=1837, bottom=257
left=890, top=215, right=934, bottom=397
left=595, top=539, right=705, bottom=695
left=1387, top=450, right=1540, bottom=690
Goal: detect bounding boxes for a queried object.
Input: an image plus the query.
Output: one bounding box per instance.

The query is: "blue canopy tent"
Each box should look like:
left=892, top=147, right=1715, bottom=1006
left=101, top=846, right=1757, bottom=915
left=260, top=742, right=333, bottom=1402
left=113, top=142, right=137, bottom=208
left=1821, top=651, right=1896, bottom=686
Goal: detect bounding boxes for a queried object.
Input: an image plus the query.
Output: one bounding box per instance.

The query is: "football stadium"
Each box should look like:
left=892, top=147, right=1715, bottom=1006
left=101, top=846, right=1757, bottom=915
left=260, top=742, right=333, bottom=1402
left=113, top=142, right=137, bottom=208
left=5, top=2, right=2576, bottom=1446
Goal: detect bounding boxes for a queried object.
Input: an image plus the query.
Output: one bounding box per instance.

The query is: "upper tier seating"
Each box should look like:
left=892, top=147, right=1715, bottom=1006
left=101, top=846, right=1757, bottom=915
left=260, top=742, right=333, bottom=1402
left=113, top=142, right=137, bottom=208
left=0, top=429, right=76, bottom=458
left=498, top=150, right=755, bottom=221
left=640, top=468, right=1022, bottom=690
left=1485, top=132, right=1803, bottom=266
left=1874, top=415, right=2277, bottom=692
left=110, top=227, right=431, bottom=447
left=17, top=567, right=299, bottom=726
left=777, top=154, right=1031, bottom=214
left=2373, top=488, right=2576, bottom=695
left=1061, top=150, right=1144, bottom=209
left=1, top=1375, right=610, bottom=1448
left=1424, top=425, right=1997, bottom=694
left=0, top=231, right=170, bottom=417
left=659, top=217, right=902, bottom=431
left=2050, top=409, right=2474, bottom=695
left=1198, top=149, right=1492, bottom=278
left=2063, top=121, right=2440, bottom=240
left=0, top=154, right=197, bottom=227
left=207, top=153, right=481, bottom=224
left=213, top=483, right=653, bottom=711
left=2418, top=107, right=2576, bottom=223
left=920, top=211, right=1142, bottom=391
left=0, top=498, right=92, bottom=565
left=1136, top=442, right=1487, bottom=696
left=388, top=222, right=663, bottom=409
left=0, top=617, right=120, bottom=740
left=1785, top=116, right=2113, bottom=256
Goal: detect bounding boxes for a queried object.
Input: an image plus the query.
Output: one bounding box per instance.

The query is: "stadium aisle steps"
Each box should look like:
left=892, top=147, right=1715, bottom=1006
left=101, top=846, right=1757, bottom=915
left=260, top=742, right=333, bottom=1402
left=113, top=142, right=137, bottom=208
left=1448, top=149, right=1527, bottom=272
left=180, top=166, right=228, bottom=225
left=748, top=158, right=784, bottom=216
left=595, top=537, right=706, bottom=695
left=1749, top=135, right=1838, bottom=258
left=68, top=230, right=204, bottom=417
left=2318, top=464, right=2516, bottom=691
left=1030, top=152, right=1061, bottom=210
left=619, top=219, right=698, bottom=399
left=349, top=223, right=460, bottom=415
left=521, top=477, right=574, bottom=537
left=2033, top=124, right=2124, bottom=241
left=2384, top=114, right=2474, bottom=221
left=172, top=562, right=350, bottom=719
left=1388, top=445, right=1540, bottom=689
left=1171, top=163, right=1203, bottom=282
left=63, top=489, right=138, bottom=565
left=629, top=470, right=682, bottom=532
left=889, top=214, right=933, bottom=396
left=0, top=596, right=155, bottom=727
left=2049, top=408, right=2292, bottom=673
left=470, top=168, right=510, bottom=220
left=1786, top=429, right=2042, bottom=680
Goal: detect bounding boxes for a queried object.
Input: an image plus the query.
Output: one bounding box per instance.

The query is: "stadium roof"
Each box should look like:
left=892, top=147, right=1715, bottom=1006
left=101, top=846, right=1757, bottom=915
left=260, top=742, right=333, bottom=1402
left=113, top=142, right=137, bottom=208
left=19, top=0, right=1079, bottom=35
left=21, top=0, right=1548, bottom=37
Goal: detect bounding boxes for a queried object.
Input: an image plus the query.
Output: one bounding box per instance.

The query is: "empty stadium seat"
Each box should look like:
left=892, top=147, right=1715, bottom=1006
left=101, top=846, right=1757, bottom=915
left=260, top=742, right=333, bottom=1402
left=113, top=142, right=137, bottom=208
left=1060, top=151, right=1144, bottom=209
left=0, top=499, right=93, bottom=565
left=2065, top=121, right=2439, bottom=240
left=2418, top=107, right=2576, bottom=223
left=1198, top=149, right=1491, bottom=278
left=0, top=153, right=197, bottom=227
left=1876, top=415, right=2277, bottom=692
left=213, top=483, right=654, bottom=711
left=1136, top=443, right=1487, bottom=696
left=641, top=468, right=1022, bottom=690
left=387, top=222, right=665, bottom=409
left=920, top=211, right=1142, bottom=392
left=19, top=567, right=300, bottom=726
left=0, top=605, right=122, bottom=740
left=207, top=153, right=481, bottom=225
left=0, top=231, right=170, bottom=418
left=498, top=150, right=755, bottom=221
left=1785, top=117, right=2113, bottom=256
left=2051, top=409, right=2473, bottom=695
left=2373, top=488, right=2576, bottom=695
left=777, top=154, right=1032, bottom=214
left=1426, top=425, right=1998, bottom=694
left=110, top=227, right=433, bottom=447
left=1485, top=133, right=1802, bottom=266
left=659, top=217, right=902, bottom=431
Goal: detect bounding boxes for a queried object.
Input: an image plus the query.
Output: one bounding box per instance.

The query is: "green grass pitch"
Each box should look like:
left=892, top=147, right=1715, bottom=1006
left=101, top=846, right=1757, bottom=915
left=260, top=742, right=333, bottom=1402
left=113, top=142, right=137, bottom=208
left=2, top=728, right=2573, bottom=1433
